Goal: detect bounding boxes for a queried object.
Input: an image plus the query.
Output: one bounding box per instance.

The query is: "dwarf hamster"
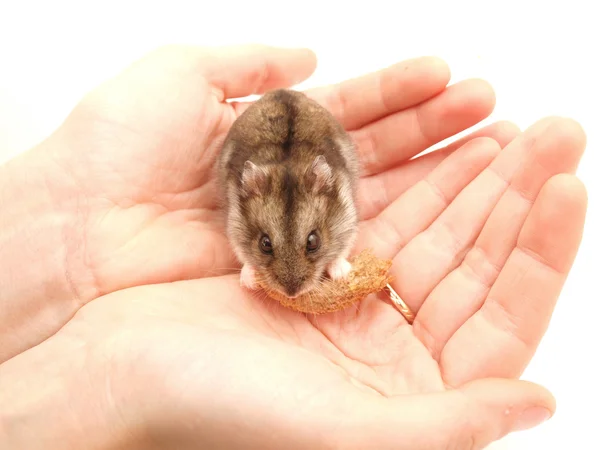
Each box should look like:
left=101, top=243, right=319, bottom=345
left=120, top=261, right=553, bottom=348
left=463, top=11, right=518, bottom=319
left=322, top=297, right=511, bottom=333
left=217, top=89, right=359, bottom=299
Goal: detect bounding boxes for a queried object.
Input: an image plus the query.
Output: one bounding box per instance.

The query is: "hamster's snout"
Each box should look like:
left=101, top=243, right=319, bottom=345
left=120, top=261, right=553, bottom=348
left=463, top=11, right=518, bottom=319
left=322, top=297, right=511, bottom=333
left=274, top=271, right=311, bottom=299
left=281, top=277, right=304, bottom=298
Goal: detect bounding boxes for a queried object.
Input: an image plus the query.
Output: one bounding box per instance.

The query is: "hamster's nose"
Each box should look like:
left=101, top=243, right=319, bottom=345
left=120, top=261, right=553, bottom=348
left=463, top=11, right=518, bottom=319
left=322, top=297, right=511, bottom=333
left=285, top=287, right=300, bottom=298
left=284, top=281, right=302, bottom=298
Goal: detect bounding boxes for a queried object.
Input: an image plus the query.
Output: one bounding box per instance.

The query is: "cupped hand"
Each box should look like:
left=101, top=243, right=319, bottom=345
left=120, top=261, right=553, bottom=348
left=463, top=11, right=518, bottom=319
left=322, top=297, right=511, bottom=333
left=0, top=44, right=588, bottom=446
left=2, top=159, right=586, bottom=449
left=1, top=44, right=588, bottom=449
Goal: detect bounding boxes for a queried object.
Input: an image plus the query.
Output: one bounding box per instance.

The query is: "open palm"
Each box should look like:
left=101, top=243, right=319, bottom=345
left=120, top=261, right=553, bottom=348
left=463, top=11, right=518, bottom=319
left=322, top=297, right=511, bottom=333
left=1, top=45, right=588, bottom=448
left=44, top=43, right=587, bottom=391
left=30, top=158, right=586, bottom=448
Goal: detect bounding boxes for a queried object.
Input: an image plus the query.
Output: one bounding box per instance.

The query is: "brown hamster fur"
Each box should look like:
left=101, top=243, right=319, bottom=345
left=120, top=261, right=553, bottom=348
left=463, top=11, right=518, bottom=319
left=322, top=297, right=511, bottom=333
left=217, top=89, right=359, bottom=299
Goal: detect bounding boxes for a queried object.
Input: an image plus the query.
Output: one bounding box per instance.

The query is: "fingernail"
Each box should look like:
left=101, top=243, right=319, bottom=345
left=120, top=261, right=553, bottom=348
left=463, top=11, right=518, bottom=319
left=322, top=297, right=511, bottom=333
left=513, top=407, right=552, bottom=431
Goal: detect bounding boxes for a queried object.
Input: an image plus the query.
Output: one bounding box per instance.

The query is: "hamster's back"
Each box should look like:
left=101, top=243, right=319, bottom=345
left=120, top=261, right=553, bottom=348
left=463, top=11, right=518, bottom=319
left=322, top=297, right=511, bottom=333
left=218, top=89, right=358, bottom=186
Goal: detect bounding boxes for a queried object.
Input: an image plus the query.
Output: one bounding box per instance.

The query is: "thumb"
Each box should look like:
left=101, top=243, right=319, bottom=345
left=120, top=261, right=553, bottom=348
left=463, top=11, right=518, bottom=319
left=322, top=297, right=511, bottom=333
left=84, top=44, right=317, bottom=108
left=196, top=44, right=318, bottom=100
left=342, top=378, right=555, bottom=450
left=449, top=378, right=555, bottom=448
left=124, top=44, right=317, bottom=100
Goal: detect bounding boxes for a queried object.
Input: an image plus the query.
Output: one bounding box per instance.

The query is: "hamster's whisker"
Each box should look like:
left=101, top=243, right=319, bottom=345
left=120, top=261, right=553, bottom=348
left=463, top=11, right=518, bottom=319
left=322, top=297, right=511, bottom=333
left=348, top=298, right=361, bottom=317
left=308, top=292, right=321, bottom=327
left=248, top=284, right=275, bottom=316
left=201, top=266, right=243, bottom=277
left=255, top=290, right=271, bottom=313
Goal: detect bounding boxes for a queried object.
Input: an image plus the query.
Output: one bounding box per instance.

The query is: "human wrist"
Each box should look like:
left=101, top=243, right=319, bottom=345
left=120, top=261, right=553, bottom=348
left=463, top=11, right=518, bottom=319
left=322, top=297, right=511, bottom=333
left=0, top=143, right=94, bottom=363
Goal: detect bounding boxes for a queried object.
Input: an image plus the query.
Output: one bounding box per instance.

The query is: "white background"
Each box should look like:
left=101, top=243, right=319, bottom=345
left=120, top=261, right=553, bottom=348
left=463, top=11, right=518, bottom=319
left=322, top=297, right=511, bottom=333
left=0, top=1, right=598, bottom=448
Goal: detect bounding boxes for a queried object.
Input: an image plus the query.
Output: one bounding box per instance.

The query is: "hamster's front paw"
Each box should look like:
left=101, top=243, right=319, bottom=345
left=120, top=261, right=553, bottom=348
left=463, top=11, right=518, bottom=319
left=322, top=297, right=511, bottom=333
left=327, top=257, right=352, bottom=280
left=240, top=264, right=259, bottom=290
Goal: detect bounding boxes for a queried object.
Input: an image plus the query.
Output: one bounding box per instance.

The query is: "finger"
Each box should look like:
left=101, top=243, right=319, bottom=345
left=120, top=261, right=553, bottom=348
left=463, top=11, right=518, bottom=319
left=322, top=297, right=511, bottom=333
left=198, top=45, right=317, bottom=100
left=345, top=378, right=555, bottom=449
left=352, top=79, right=496, bottom=176
left=357, top=137, right=501, bottom=257
left=413, top=119, right=586, bottom=360
left=389, top=117, right=585, bottom=317
left=304, top=56, right=451, bottom=131
left=357, top=121, right=520, bottom=220
left=431, top=119, right=521, bottom=156
left=438, top=174, right=587, bottom=386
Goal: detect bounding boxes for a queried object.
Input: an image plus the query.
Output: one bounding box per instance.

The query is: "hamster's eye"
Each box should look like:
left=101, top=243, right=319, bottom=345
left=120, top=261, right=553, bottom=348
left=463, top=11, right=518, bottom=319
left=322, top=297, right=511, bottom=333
left=259, top=234, right=273, bottom=254
left=306, top=231, right=320, bottom=253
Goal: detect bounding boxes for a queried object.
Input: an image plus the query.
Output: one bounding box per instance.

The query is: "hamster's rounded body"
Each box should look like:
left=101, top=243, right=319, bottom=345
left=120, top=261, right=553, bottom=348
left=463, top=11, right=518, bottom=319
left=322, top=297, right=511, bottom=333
left=217, top=89, right=359, bottom=299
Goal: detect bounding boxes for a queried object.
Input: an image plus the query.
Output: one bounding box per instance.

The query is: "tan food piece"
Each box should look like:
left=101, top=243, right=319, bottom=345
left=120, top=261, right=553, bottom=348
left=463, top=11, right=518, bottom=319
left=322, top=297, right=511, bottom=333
left=258, top=249, right=392, bottom=314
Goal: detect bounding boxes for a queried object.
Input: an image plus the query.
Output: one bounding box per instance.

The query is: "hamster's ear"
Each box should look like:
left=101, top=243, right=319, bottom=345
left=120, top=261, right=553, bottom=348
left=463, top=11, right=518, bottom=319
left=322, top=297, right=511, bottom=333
left=307, top=155, right=333, bottom=193
left=241, top=160, right=268, bottom=196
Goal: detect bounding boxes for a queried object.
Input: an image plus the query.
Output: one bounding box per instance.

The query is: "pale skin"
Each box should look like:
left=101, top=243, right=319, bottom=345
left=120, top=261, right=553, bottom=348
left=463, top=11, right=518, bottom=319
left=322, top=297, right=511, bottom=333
left=0, top=45, right=588, bottom=449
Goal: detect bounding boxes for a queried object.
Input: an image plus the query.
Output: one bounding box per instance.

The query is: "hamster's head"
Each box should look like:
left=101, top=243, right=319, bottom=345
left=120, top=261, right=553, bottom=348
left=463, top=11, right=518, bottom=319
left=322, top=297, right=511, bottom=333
left=230, top=156, right=357, bottom=299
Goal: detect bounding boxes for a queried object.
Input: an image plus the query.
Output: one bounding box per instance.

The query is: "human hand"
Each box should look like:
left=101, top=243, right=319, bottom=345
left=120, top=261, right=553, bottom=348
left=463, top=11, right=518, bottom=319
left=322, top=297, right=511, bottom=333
left=1, top=44, right=516, bottom=362
left=0, top=101, right=587, bottom=449
left=0, top=42, right=586, bottom=448
left=0, top=152, right=586, bottom=448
